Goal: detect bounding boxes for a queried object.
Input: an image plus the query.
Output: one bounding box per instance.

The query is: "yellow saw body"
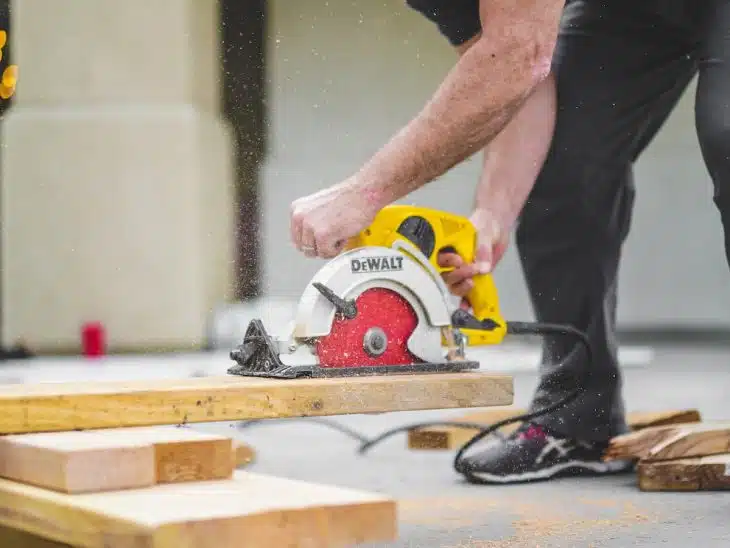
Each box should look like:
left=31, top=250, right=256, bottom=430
left=347, top=205, right=507, bottom=347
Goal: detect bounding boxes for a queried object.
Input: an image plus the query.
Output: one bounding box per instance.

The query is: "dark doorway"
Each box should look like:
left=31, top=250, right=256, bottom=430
left=220, top=0, right=267, bottom=301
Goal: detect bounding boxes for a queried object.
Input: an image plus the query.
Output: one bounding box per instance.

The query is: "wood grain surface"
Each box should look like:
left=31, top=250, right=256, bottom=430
left=408, top=408, right=701, bottom=451
left=0, top=471, right=396, bottom=548
left=0, top=372, right=513, bottom=434
left=605, top=421, right=730, bottom=462
left=638, top=454, right=730, bottom=491
left=0, top=426, right=234, bottom=493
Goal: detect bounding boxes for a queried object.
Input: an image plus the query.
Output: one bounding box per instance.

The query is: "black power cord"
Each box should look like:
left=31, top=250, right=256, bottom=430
left=236, top=416, right=373, bottom=445
left=356, top=320, right=592, bottom=480
left=231, top=320, right=592, bottom=482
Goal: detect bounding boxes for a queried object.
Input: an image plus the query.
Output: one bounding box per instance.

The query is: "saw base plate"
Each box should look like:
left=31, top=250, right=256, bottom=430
left=227, top=360, right=481, bottom=379
left=227, top=319, right=480, bottom=379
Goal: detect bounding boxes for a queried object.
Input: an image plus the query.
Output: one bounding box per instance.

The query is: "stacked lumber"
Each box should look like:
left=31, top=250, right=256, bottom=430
left=604, top=418, right=730, bottom=492
left=0, top=370, right=514, bottom=546
left=0, top=425, right=396, bottom=547
left=407, top=407, right=701, bottom=451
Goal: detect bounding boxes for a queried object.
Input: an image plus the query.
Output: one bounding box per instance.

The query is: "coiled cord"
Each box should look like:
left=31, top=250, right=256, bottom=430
left=232, top=320, right=592, bottom=481
left=356, top=320, right=592, bottom=478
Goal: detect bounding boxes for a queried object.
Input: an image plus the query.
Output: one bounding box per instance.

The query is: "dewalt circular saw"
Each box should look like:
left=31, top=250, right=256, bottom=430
left=228, top=205, right=513, bottom=379
left=229, top=204, right=595, bottom=483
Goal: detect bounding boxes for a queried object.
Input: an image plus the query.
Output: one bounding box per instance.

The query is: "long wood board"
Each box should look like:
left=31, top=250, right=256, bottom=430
left=0, top=471, right=397, bottom=548
left=637, top=454, right=730, bottom=491
left=0, top=525, right=68, bottom=547
left=407, top=408, right=701, bottom=450
left=605, top=421, right=730, bottom=462
left=0, top=426, right=234, bottom=494
left=0, top=372, right=513, bottom=435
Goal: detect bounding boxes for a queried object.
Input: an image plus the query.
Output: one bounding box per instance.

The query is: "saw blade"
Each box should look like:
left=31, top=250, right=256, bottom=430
left=314, top=287, right=422, bottom=368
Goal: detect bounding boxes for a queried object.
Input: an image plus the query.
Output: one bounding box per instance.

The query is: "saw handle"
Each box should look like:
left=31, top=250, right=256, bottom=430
left=437, top=237, right=497, bottom=321
left=437, top=229, right=505, bottom=345
left=346, top=204, right=506, bottom=345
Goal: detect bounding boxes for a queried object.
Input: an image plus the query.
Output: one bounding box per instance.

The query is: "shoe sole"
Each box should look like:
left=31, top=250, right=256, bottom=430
left=463, top=459, right=633, bottom=485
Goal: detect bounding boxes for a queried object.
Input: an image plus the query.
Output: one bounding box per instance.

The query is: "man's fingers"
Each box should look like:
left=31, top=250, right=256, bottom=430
left=450, top=278, right=474, bottom=297
left=473, top=243, right=493, bottom=274
left=311, top=225, right=347, bottom=259
left=315, top=236, right=342, bottom=259
left=300, top=225, right=318, bottom=258
left=442, top=264, right=477, bottom=287
left=437, top=252, right=464, bottom=268
left=290, top=207, right=303, bottom=250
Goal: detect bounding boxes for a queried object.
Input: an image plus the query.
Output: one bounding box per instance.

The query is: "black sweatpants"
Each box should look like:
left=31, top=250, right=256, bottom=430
left=520, top=0, right=730, bottom=441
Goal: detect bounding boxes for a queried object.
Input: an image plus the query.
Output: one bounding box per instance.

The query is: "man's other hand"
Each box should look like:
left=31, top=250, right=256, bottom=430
left=437, top=210, right=509, bottom=298
left=290, top=177, right=382, bottom=259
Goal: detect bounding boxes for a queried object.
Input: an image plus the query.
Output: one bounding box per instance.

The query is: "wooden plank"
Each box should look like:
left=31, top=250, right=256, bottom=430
left=627, top=409, right=701, bottom=431
left=0, top=524, right=69, bottom=547
left=407, top=408, right=701, bottom=451
left=0, top=426, right=234, bottom=493
left=637, top=454, right=730, bottom=492
left=407, top=406, right=525, bottom=450
left=232, top=440, right=255, bottom=467
left=0, top=372, right=513, bottom=434
left=605, top=421, right=730, bottom=462
left=0, top=471, right=397, bottom=548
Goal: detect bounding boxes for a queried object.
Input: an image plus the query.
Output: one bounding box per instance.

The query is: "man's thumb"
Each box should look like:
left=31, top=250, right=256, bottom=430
left=474, top=243, right=493, bottom=275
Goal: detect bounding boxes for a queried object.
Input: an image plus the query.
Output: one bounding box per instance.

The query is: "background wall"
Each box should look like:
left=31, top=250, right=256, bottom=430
left=1, top=0, right=235, bottom=352
left=260, top=0, right=730, bottom=329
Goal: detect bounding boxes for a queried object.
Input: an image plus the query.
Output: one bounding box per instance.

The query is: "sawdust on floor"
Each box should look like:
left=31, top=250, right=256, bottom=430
left=398, top=495, right=659, bottom=547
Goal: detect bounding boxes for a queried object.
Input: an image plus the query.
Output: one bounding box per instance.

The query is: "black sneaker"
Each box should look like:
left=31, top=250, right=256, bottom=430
left=456, top=422, right=634, bottom=484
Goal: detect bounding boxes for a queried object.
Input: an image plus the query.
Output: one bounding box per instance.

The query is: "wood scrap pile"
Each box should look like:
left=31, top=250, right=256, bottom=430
left=0, top=426, right=396, bottom=547
left=604, top=414, right=730, bottom=492
left=407, top=407, right=702, bottom=451
left=0, top=370, right=516, bottom=546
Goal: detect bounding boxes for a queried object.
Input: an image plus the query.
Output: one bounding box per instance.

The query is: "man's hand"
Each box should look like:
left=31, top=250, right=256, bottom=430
left=290, top=177, right=384, bottom=259
left=437, top=210, right=509, bottom=299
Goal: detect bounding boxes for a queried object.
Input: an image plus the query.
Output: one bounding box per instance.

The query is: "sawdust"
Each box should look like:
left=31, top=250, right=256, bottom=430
left=399, top=496, right=659, bottom=547
left=399, top=496, right=499, bottom=528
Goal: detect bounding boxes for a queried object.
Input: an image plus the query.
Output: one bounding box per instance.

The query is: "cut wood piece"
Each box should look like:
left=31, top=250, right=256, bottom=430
left=407, top=407, right=701, bottom=451
left=0, top=426, right=233, bottom=493
left=605, top=421, right=730, bottom=462
left=407, top=407, right=525, bottom=450
left=0, top=372, right=513, bottom=434
left=233, top=440, right=255, bottom=467
left=627, top=409, right=701, bottom=431
left=637, top=454, right=730, bottom=491
left=111, top=426, right=234, bottom=484
left=0, top=471, right=397, bottom=548
left=0, top=431, right=154, bottom=494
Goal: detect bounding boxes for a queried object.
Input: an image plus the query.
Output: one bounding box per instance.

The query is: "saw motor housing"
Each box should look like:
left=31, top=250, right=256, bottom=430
left=345, top=205, right=507, bottom=347
left=228, top=205, right=508, bottom=379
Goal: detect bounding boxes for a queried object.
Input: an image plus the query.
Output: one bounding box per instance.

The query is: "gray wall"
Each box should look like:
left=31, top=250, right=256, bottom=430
left=260, top=0, right=730, bottom=329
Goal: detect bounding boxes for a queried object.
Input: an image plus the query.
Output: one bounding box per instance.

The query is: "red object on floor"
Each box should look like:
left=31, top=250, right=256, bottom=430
left=81, top=322, right=106, bottom=357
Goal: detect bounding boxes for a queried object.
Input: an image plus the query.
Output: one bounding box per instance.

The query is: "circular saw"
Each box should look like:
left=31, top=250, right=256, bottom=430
left=228, top=205, right=509, bottom=379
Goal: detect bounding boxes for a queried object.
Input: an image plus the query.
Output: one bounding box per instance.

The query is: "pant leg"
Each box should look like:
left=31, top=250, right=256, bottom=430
left=695, top=1, right=730, bottom=267
left=516, top=0, right=698, bottom=441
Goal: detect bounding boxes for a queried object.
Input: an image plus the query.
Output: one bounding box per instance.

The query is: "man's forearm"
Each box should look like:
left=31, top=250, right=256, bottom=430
left=353, top=2, right=563, bottom=209
left=474, top=71, right=557, bottom=231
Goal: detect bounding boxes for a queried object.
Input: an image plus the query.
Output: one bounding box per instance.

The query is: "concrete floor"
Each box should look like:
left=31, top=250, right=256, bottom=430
left=187, top=342, right=730, bottom=547
left=1, top=341, right=727, bottom=546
